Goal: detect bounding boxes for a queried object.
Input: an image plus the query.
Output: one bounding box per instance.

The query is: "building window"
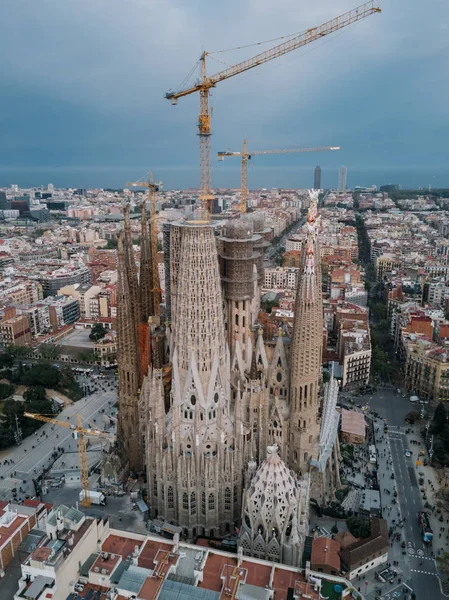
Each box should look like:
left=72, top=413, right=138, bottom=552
left=191, top=492, right=196, bottom=514
left=209, top=493, right=215, bottom=511
left=183, top=492, right=188, bottom=510
left=202, top=491, right=206, bottom=515
left=225, top=488, right=231, bottom=511
left=167, top=486, right=174, bottom=508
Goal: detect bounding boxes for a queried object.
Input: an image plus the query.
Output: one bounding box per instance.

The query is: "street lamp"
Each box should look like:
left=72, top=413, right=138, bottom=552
left=429, top=435, right=434, bottom=464
left=425, top=419, right=431, bottom=444
left=14, top=415, right=22, bottom=445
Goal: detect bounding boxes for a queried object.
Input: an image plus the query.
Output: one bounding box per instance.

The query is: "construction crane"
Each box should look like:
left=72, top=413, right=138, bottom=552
left=165, top=1, right=381, bottom=218
left=24, top=412, right=114, bottom=508
left=218, top=141, right=340, bottom=213
left=126, top=173, right=163, bottom=316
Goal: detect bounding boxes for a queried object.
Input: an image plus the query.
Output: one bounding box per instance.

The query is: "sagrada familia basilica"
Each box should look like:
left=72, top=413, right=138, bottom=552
left=114, top=190, right=341, bottom=566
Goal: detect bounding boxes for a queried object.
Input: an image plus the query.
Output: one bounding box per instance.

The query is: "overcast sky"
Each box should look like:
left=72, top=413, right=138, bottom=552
left=1, top=0, right=448, bottom=190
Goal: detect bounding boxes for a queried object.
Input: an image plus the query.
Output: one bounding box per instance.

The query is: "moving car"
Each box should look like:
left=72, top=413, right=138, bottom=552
left=404, top=449, right=412, bottom=457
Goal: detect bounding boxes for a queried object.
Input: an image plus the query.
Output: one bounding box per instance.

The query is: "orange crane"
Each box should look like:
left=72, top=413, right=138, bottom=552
left=24, top=412, right=114, bottom=508
left=165, top=1, right=381, bottom=218
left=218, top=141, right=340, bottom=213
left=126, top=173, right=163, bottom=316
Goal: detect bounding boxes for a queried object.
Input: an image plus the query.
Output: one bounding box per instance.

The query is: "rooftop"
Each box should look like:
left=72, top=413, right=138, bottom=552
left=340, top=409, right=366, bottom=437
left=311, top=537, right=341, bottom=571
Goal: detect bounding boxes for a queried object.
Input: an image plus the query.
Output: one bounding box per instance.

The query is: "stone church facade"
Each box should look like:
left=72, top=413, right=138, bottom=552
left=118, top=191, right=340, bottom=561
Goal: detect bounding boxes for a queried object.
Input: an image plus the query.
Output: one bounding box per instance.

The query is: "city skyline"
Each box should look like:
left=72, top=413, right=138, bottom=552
left=1, top=0, right=448, bottom=190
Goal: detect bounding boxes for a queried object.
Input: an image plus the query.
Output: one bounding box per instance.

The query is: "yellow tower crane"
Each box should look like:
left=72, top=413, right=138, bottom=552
left=218, top=141, right=340, bottom=213
left=126, top=173, right=163, bottom=316
left=24, top=412, right=114, bottom=508
left=165, top=1, right=381, bottom=219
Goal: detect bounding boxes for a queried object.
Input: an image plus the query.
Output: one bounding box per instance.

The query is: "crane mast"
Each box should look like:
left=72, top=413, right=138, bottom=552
left=24, top=412, right=113, bottom=508
left=165, top=1, right=380, bottom=218
left=218, top=142, right=340, bottom=213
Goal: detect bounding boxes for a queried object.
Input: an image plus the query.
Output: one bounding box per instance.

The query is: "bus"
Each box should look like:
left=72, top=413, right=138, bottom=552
left=418, top=510, right=433, bottom=543
left=369, top=445, right=377, bottom=464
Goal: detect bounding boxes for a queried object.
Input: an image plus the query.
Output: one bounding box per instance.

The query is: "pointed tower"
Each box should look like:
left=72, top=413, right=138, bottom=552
left=116, top=233, right=141, bottom=473
left=145, top=220, right=242, bottom=538
left=123, top=204, right=141, bottom=339
left=149, top=202, right=162, bottom=317
left=289, top=196, right=323, bottom=474
left=139, top=202, right=154, bottom=321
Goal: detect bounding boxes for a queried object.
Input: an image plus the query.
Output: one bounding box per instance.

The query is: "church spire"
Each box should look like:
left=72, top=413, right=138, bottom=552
left=139, top=202, right=154, bottom=321
left=289, top=191, right=323, bottom=474
left=123, top=204, right=141, bottom=337
left=116, top=232, right=141, bottom=472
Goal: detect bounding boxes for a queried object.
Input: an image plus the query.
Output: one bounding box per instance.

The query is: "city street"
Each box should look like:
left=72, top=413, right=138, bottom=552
left=388, top=429, right=443, bottom=599
left=361, top=388, right=447, bottom=599
left=0, top=381, right=118, bottom=502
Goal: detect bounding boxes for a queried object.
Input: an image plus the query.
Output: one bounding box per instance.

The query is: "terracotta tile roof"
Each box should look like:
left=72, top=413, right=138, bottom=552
left=333, top=530, right=358, bottom=549
left=311, top=537, right=341, bottom=571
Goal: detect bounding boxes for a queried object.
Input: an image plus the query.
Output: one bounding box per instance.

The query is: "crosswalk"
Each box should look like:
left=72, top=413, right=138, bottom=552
left=411, top=568, right=437, bottom=576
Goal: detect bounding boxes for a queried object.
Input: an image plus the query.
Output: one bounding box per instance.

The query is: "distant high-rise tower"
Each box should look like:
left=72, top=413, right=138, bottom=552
left=314, top=166, right=321, bottom=190
left=338, top=166, right=347, bottom=192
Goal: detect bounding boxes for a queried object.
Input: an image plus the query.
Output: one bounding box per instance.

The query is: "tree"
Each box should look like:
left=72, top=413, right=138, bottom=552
left=263, top=299, right=280, bottom=314
left=89, top=323, right=108, bottom=341
left=23, top=386, right=47, bottom=404
left=103, top=238, right=118, bottom=249
left=432, top=403, right=448, bottom=435
left=0, top=352, right=14, bottom=369
left=346, top=516, right=371, bottom=539
left=20, top=363, right=60, bottom=389
left=437, top=552, right=449, bottom=578
left=77, top=350, right=99, bottom=363
left=0, top=382, right=15, bottom=400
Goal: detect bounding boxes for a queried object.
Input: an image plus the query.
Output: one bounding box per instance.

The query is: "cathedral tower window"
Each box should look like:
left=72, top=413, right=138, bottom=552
left=208, top=493, right=215, bottom=511
left=225, top=488, right=231, bottom=511
left=167, top=486, right=174, bottom=508
left=183, top=492, right=188, bottom=510
left=201, top=492, right=206, bottom=515
left=191, top=492, right=196, bottom=514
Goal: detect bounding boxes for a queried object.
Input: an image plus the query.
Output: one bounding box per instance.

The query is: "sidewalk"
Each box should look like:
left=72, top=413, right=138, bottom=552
left=354, top=418, right=411, bottom=599
left=404, top=424, right=449, bottom=566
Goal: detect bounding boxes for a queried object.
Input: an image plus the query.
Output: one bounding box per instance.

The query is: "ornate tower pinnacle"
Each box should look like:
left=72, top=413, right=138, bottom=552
left=289, top=204, right=323, bottom=474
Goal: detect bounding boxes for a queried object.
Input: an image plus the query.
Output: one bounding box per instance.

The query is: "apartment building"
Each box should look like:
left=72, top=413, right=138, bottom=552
left=403, top=334, right=449, bottom=402
left=263, top=267, right=298, bottom=291
left=0, top=314, right=32, bottom=347
left=48, top=297, right=80, bottom=332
